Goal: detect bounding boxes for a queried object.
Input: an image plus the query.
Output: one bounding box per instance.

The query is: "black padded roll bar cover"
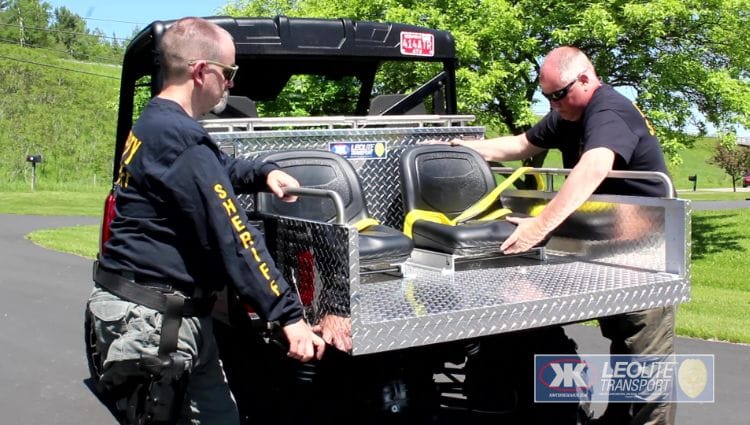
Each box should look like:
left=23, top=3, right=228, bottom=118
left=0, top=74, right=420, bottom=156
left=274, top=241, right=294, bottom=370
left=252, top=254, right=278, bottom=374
left=255, top=150, right=370, bottom=225
left=400, top=145, right=497, bottom=220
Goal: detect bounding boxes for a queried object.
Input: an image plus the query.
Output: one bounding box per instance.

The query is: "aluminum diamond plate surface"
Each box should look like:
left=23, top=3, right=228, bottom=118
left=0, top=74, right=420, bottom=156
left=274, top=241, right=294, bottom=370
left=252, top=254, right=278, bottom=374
left=214, top=126, right=484, bottom=228
left=216, top=122, right=690, bottom=356
left=261, top=216, right=357, bottom=323
left=352, top=257, right=688, bottom=355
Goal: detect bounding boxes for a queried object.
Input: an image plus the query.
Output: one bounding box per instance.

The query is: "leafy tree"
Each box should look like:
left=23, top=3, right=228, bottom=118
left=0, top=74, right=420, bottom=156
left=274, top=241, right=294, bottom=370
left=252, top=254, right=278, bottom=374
left=222, top=0, right=750, bottom=163
left=0, top=0, right=52, bottom=47
left=710, top=141, right=750, bottom=191
left=51, top=6, right=84, bottom=53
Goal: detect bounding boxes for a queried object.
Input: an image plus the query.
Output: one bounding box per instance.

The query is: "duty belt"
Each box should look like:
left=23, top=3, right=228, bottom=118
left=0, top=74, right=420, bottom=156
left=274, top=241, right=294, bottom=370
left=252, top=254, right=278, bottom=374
left=92, top=261, right=215, bottom=318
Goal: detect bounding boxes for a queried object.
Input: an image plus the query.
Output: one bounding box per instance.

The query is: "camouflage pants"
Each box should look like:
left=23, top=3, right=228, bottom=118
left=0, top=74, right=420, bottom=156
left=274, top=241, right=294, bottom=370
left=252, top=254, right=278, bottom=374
left=87, top=286, right=240, bottom=425
left=598, top=306, right=676, bottom=425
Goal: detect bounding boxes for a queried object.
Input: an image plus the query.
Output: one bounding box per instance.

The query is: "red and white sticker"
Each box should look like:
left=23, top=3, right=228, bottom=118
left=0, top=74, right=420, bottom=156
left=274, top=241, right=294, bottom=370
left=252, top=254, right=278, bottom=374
left=400, top=31, right=435, bottom=57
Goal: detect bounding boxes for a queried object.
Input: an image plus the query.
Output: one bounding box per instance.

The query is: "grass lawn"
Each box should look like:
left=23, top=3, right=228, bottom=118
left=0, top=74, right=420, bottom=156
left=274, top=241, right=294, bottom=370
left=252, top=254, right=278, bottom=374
left=677, top=191, right=750, bottom=201
left=677, top=208, right=750, bottom=343
left=27, top=224, right=99, bottom=260
left=0, top=190, right=108, bottom=216
left=5, top=190, right=750, bottom=344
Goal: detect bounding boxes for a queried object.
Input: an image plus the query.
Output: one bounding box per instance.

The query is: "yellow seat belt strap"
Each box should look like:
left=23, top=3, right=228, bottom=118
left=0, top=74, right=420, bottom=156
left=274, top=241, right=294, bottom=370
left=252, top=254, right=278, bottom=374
left=529, top=201, right=614, bottom=217
left=353, top=217, right=380, bottom=232
left=476, top=208, right=513, bottom=221
left=403, top=167, right=532, bottom=238
left=403, top=209, right=454, bottom=238
left=452, top=166, right=532, bottom=223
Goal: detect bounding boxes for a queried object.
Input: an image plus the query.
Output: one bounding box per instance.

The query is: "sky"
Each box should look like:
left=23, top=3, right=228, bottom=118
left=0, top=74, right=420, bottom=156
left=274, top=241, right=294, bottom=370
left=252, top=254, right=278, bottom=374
left=44, top=0, right=230, bottom=40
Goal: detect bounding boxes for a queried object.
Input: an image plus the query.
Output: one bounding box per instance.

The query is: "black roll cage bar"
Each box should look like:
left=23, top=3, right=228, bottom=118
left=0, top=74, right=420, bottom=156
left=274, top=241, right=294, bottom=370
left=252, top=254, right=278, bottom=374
left=113, top=15, right=459, bottom=183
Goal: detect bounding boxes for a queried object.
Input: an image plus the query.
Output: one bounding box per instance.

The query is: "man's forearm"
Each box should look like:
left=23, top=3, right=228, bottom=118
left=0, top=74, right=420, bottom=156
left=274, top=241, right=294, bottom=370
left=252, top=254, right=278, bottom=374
left=454, top=133, right=542, bottom=162
left=535, top=148, right=615, bottom=234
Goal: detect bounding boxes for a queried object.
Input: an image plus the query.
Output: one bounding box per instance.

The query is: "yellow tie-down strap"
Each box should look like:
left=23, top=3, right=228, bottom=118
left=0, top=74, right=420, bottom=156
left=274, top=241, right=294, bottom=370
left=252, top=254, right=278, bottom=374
left=353, top=217, right=380, bottom=232
left=403, top=167, right=531, bottom=238
left=528, top=200, right=615, bottom=217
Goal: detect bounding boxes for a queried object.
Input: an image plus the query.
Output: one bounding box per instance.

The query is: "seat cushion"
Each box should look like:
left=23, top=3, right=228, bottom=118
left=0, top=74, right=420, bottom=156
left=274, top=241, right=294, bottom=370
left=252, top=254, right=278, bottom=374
left=359, top=225, right=414, bottom=264
left=411, top=220, right=519, bottom=255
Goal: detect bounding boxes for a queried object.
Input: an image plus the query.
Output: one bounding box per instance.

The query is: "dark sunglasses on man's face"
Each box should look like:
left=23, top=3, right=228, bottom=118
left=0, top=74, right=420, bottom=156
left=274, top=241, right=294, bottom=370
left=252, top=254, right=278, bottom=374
left=542, top=78, right=578, bottom=102
left=188, top=59, right=239, bottom=82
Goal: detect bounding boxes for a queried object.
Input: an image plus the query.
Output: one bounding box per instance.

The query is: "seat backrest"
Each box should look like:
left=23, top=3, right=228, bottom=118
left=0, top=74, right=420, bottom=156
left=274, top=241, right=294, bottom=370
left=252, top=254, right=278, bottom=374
left=255, top=150, right=369, bottom=224
left=400, top=145, right=496, bottom=220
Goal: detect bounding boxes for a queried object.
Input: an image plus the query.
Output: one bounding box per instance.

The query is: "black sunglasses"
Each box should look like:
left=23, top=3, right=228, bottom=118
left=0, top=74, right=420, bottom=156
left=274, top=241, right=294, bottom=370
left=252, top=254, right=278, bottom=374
left=542, top=77, right=578, bottom=102
left=188, top=59, right=239, bottom=82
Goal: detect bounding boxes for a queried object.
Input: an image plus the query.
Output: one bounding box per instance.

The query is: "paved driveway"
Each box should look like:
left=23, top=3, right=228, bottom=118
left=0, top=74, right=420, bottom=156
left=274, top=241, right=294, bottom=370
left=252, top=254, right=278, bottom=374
left=0, top=214, right=115, bottom=424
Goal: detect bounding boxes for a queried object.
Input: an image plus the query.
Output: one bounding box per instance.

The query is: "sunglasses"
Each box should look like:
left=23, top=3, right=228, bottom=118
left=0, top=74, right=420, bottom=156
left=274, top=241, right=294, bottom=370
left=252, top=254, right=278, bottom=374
left=542, top=77, right=578, bottom=102
left=188, top=59, right=239, bottom=82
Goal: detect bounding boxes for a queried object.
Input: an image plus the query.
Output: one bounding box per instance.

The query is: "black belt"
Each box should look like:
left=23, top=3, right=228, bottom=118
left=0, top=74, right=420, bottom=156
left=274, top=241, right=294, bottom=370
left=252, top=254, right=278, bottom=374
left=93, top=262, right=215, bottom=318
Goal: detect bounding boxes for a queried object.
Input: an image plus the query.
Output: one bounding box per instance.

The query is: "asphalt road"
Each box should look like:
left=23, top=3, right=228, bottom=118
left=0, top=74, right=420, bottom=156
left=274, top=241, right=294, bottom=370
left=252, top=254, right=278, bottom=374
left=0, top=214, right=113, bottom=424
left=1, top=214, right=748, bottom=424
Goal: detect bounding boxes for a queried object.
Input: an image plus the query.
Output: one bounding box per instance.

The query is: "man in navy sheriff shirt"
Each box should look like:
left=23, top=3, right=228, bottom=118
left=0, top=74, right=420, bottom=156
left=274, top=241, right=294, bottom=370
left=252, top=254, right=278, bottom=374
left=449, top=46, right=674, bottom=425
left=87, top=17, right=325, bottom=424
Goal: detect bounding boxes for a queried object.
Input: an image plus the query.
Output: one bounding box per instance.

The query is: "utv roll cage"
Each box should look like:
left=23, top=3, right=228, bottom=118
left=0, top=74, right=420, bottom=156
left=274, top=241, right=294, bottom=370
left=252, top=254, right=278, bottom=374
left=113, top=15, right=459, bottom=181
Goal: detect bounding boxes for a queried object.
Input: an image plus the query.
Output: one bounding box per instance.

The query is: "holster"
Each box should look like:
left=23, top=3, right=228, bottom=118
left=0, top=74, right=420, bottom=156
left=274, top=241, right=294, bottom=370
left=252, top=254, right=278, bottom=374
left=93, top=262, right=198, bottom=425
left=121, top=354, right=189, bottom=425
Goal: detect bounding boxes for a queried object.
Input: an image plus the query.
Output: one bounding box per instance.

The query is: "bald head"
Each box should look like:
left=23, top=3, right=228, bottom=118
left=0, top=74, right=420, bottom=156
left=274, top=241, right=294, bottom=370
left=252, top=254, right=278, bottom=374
left=541, top=46, right=596, bottom=84
left=159, top=17, right=234, bottom=82
left=539, top=47, right=601, bottom=121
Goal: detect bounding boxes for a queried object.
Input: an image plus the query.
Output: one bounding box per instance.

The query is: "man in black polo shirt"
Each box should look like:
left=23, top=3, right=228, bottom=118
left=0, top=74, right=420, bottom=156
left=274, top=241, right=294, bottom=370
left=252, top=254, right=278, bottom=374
left=451, top=46, right=675, bottom=424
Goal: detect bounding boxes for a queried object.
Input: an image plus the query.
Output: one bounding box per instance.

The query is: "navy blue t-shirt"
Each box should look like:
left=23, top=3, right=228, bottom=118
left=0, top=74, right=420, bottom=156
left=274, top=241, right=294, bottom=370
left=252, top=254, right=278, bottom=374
left=526, top=85, right=670, bottom=197
left=100, top=97, right=302, bottom=325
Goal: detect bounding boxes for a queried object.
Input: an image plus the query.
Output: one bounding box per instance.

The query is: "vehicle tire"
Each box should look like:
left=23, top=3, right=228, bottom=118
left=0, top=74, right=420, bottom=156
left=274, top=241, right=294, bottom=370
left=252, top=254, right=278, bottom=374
left=351, top=350, right=441, bottom=425
left=464, top=328, right=591, bottom=425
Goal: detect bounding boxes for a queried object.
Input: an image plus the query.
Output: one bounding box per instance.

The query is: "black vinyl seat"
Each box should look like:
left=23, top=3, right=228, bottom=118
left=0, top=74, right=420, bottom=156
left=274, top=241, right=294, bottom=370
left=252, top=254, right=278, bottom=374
left=399, top=145, right=525, bottom=255
left=255, top=150, right=413, bottom=264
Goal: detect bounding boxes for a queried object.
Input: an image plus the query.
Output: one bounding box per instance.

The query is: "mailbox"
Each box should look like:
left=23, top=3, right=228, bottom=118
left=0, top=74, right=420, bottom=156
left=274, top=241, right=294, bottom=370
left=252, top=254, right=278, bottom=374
left=26, top=155, right=43, bottom=164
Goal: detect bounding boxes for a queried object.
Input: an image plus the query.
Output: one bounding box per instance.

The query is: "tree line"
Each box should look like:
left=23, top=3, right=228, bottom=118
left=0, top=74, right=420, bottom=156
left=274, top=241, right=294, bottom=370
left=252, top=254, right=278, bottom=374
left=0, top=0, right=130, bottom=64
left=222, top=0, right=750, bottom=165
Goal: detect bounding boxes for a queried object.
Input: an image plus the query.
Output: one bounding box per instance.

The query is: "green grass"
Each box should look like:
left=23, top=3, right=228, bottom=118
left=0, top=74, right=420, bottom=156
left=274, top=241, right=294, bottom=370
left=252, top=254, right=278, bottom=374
left=526, top=136, right=738, bottom=191
left=676, top=286, right=750, bottom=343
left=677, top=191, right=750, bottom=201
left=676, top=208, right=750, bottom=343
left=0, top=189, right=108, bottom=216
left=27, top=224, right=99, bottom=260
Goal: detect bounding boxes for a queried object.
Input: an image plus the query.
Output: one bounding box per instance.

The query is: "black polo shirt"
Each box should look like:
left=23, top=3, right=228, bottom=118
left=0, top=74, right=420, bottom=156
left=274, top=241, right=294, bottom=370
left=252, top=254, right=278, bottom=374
left=100, top=97, right=302, bottom=325
left=526, top=84, right=670, bottom=197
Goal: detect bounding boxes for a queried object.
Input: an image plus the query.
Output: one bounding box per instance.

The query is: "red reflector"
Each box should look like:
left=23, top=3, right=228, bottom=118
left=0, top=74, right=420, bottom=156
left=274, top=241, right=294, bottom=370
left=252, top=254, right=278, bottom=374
left=297, top=250, right=315, bottom=306
left=99, top=191, right=116, bottom=256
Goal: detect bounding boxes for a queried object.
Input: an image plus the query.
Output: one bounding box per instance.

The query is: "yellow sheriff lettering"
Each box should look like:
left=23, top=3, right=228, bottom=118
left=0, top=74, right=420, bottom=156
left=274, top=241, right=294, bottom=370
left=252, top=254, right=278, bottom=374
left=222, top=198, right=237, bottom=216
left=115, top=132, right=143, bottom=187
left=250, top=247, right=262, bottom=262
left=213, top=183, right=282, bottom=298
left=270, top=280, right=280, bottom=296
left=239, top=231, right=253, bottom=249
left=214, top=184, right=227, bottom=199
left=231, top=215, right=246, bottom=232
left=259, top=263, right=271, bottom=280
left=122, top=132, right=142, bottom=165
